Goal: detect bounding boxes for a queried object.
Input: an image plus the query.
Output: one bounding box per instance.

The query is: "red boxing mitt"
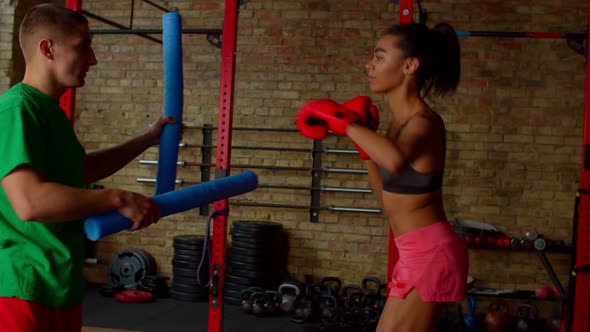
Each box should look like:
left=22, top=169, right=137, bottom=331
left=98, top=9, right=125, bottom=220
left=296, top=99, right=362, bottom=140
left=342, top=96, right=380, bottom=160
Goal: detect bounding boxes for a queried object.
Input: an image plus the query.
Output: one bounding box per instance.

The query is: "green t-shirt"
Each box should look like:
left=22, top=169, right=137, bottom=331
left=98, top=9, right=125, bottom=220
left=0, top=83, right=87, bottom=308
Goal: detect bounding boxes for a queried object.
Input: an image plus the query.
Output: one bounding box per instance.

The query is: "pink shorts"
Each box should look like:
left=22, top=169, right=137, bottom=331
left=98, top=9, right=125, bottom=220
left=389, top=221, right=469, bottom=302
left=0, top=297, right=82, bottom=332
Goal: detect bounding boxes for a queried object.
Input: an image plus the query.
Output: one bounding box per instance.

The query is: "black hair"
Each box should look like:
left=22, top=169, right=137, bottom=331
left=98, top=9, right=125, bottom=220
left=384, top=23, right=461, bottom=97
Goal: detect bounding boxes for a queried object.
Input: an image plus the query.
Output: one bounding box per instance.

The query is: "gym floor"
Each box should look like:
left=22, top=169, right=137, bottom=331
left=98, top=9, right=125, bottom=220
left=82, top=285, right=304, bottom=332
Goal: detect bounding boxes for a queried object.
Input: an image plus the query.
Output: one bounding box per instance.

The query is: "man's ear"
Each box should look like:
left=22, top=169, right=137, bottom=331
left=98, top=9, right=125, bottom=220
left=39, top=39, right=54, bottom=60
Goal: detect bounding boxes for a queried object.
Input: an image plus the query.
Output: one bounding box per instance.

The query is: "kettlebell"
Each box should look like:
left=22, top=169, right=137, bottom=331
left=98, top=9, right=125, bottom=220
left=251, top=291, right=270, bottom=317
left=320, top=295, right=338, bottom=320
left=515, top=303, right=538, bottom=332
left=361, top=276, right=382, bottom=295
left=320, top=276, right=342, bottom=296
left=240, top=287, right=257, bottom=314
left=278, top=282, right=300, bottom=314
left=484, top=300, right=509, bottom=332
left=265, top=290, right=282, bottom=315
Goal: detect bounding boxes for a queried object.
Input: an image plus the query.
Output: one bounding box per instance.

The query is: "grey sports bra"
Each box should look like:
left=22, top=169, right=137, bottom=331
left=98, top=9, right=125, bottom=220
left=378, top=165, right=443, bottom=194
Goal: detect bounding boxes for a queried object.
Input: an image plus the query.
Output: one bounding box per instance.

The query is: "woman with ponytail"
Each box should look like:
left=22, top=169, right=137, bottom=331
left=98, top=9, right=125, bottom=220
left=345, top=23, right=468, bottom=331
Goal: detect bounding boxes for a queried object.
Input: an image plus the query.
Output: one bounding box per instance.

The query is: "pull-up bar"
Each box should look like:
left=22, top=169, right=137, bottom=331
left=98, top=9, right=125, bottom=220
left=455, top=30, right=586, bottom=39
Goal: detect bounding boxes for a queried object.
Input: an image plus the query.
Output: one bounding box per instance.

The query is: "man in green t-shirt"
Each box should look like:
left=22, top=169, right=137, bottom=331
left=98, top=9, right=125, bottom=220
left=0, top=4, right=175, bottom=331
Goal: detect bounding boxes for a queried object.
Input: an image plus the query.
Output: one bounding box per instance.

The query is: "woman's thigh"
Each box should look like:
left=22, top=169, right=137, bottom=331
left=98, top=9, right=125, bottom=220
left=376, top=289, right=443, bottom=332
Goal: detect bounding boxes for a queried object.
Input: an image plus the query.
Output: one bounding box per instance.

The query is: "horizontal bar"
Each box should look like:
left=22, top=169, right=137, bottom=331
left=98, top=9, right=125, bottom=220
left=323, top=167, right=368, bottom=174
left=139, top=160, right=186, bottom=166
left=325, top=148, right=356, bottom=154
left=90, top=28, right=223, bottom=35
left=138, top=160, right=367, bottom=174
left=82, top=9, right=162, bottom=44
left=186, top=125, right=299, bottom=133
left=328, top=206, right=381, bottom=213
left=455, top=30, right=585, bottom=39
left=137, top=178, right=183, bottom=184
left=230, top=202, right=380, bottom=213
left=322, top=186, right=371, bottom=193
left=190, top=144, right=311, bottom=153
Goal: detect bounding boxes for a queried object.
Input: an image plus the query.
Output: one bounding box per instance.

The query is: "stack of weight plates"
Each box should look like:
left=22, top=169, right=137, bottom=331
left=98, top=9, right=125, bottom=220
left=108, top=249, right=157, bottom=290
left=224, top=220, right=286, bottom=306
left=171, top=235, right=210, bottom=302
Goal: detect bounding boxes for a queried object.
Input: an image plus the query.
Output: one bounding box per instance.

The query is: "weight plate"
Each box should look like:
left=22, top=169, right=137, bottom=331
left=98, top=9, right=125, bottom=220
left=232, top=220, right=283, bottom=231
left=174, top=248, right=204, bottom=257
left=108, top=250, right=149, bottom=288
left=231, top=239, right=275, bottom=249
left=173, top=253, right=204, bottom=263
left=174, top=276, right=200, bottom=285
left=132, top=249, right=157, bottom=275
left=170, top=289, right=207, bottom=302
left=229, top=246, right=274, bottom=257
left=228, top=252, right=277, bottom=265
left=173, top=242, right=204, bottom=252
left=224, top=281, right=247, bottom=293
left=172, top=281, right=208, bottom=294
left=223, top=288, right=241, bottom=299
left=223, top=295, right=243, bottom=306
left=173, top=234, right=206, bottom=246
left=172, top=259, right=206, bottom=270
left=229, top=260, right=274, bottom=273
left=114, top=290, right=153, bottom=303
left=224, top=273, right=266, bottom=287
left=229, top=267, right=266, bottom=279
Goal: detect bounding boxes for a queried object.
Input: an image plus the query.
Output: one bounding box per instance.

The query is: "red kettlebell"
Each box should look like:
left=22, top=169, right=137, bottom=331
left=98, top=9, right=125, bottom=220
left=535, top=284, right=552, bottom=298
left=484, top=300, right=509, bottom=332
left=487, top=234, right=496, bottom=247
left=475, top=234, right=485, bottom=247
left=464, top=233, right=475, bottom=247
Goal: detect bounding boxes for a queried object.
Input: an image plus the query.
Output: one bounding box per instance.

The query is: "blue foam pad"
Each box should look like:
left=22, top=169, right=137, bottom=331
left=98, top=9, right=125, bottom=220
left=84, top=171, right=258, bottom=241
left=156, top=11, right=183, bottom=195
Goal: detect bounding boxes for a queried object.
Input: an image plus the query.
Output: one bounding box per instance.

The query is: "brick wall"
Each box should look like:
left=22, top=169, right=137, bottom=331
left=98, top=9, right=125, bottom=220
left=1, top=0, right=586, bottom=305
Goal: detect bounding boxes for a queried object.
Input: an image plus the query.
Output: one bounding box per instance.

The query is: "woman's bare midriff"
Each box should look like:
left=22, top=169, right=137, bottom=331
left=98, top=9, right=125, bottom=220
left=381, top=189, right=447, bottom=237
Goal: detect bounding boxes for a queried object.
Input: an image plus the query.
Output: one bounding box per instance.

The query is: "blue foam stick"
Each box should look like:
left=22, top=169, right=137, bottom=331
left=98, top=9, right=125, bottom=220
left=156, top=11, right=183, bottom=195
left=84, top=171, right=258, bottom=241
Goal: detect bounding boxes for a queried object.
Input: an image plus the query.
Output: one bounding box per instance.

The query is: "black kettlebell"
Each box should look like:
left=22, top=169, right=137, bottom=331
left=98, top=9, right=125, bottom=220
left=361, top=276, right=382, bottom=295
left=320, top=276, right=342, bottom=297
left=320, top=295, right=339, bottom=320
left=264, top=290, right=282, bottom=315
left=240, top=287, right=264, bottom=314
left=516, top=303, right=538, bottom=332
left=251, top=291, right=270, bottom=317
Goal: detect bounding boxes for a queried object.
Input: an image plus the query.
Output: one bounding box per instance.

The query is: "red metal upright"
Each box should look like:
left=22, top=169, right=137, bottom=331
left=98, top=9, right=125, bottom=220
left=208, top=0, right=238, bottom=331
left=61, top=0, right=82, bottom=126
left=572, top=1, right=590, bottom=330
left=386, top=0, right=413, bottom=293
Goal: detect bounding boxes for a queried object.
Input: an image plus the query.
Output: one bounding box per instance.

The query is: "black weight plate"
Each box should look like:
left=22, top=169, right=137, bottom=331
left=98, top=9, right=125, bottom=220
left=229, top=261, right=272, bottom=273
left=173, top=235, right=206, bottom=246
left=173, top=253, right=204, bottom=263
left=174, top=248, right=204, bottom=257
left=172, top=281, right=207, bottom=294
left=224, top=281, right=247, bottom=293
left=108, top=250, right=149, bottom=288
left=228, top=252, right=280, bottom=265
left=230, top=228, right=279, bottom=239
left=173, top=242, right=203, bottom=252
left=223, top=295, right=243, bottom=306
left=231, top=239, right=276, bottom=249
left=231, top=234, right=278, bottom=245
left=223, top=288, right=242, bottom=299
left=229, top=246, right=274, bottom=257
left=172, top=259, right=206, bottom=270
left=132, top=249, right=157, bottom=275
left=173, top=266, right=198, bottom=278
left=170, top=289, right=207, bottom=302
left=174, top=276, right=200, bottom=285
left=229, top=267, right=267, bottom=279
left=232, top=220, right=283, bottom=231
left=225, top=273, right=266, bottom=286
